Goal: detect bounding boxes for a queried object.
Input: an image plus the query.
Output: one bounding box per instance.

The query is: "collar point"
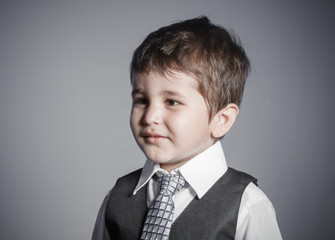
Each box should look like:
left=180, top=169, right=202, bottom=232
left=196, top=193, right=205, bottom=199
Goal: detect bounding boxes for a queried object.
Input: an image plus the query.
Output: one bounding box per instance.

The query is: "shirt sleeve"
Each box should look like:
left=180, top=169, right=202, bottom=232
left=235, top=182, right=283, bottom=240
left=91, top=194, right=111, bottom=240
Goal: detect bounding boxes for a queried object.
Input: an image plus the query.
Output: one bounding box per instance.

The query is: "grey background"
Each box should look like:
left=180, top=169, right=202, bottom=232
left=1, top=0, right=334, bottom=239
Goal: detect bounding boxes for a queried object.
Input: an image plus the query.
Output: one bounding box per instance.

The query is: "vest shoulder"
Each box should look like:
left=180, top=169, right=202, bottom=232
left=106, top=168, right=143, bottom=197
left=118, top=168, right=143, bottom=182
left=227, top=167, right=258, bottom=186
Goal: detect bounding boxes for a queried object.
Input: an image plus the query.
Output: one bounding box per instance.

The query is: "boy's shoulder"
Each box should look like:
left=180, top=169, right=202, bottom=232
left=106, top=168, right=144, bottom=201
left=225, top=167, right=258, bottom=186
left=118, top=168, right=142, bottom=181
left=113, top=168, right=143, bottom=190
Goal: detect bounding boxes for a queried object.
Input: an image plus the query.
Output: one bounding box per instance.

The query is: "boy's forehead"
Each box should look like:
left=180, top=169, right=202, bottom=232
left=131, top=70, right=199, bottom=89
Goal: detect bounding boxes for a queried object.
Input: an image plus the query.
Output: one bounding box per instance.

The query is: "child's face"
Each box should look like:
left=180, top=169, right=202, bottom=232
left=130, top=70, right=217, bottom=172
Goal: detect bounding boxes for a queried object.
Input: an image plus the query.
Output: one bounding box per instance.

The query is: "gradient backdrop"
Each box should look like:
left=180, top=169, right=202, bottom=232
left=1, top=0, right=334, bottom=239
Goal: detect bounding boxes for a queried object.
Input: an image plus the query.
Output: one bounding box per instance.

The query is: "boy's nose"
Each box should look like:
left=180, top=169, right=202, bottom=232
left=142, top=104, right=162, bottom=125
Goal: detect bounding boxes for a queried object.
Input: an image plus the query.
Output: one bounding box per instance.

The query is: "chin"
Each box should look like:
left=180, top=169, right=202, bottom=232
left=146, top=155, right=173, bottom=165
left=147, top=156, right=170, bottom=164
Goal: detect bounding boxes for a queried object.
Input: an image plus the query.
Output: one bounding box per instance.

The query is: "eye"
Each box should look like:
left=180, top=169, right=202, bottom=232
left=133, top=97, right=148, bottom=105
left=165, top=99, right=179, bottom=106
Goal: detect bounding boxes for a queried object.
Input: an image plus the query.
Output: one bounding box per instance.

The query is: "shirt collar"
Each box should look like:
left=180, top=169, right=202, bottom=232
left=133, top=160, right=158, bottom=195
left=133, top=141, right=227, bottom=198
left=179, top=141, right=228, bottom=198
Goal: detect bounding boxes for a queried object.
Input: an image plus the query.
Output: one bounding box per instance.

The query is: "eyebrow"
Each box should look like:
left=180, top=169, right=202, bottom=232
left=131, top=89, right=184, bottom=98
left=131, top=88, right=143, bottom=98
left=161, top=90, right=184, bottom=98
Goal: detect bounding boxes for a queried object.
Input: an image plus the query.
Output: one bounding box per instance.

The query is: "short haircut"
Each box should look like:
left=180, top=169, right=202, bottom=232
left=130, top=16, right=250, bottom=119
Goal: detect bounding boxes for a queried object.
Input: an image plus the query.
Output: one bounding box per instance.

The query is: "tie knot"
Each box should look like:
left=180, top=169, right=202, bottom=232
left=158, top=173, right=186, bottom=196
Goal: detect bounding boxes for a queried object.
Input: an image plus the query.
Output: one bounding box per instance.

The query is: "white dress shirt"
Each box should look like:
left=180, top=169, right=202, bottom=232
left=92, top=141, right=282, bottom=240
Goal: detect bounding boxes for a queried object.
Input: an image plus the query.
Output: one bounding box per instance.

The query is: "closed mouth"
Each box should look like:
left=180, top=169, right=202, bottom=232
left=143, top=132, right=164, bottom=138
left=141, top=132, right=167, bottom=143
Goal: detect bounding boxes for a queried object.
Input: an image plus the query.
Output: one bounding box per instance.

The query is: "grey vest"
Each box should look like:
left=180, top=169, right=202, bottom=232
left=105, top=167, right=257, bottom=240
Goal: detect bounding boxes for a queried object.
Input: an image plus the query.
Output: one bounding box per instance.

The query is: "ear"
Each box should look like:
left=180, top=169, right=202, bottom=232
left=211, top=103, right=239, bottom=139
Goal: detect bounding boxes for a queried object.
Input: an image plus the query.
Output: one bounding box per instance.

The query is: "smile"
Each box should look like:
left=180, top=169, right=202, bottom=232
left=142, top=132, right=168, bottom=144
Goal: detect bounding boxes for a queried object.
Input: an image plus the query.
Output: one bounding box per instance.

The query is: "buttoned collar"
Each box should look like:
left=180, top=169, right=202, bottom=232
left=133, top=141, right=228, bottom=199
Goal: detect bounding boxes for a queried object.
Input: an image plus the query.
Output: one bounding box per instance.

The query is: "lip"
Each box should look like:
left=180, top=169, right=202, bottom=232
left=142, top=132, right=168, bottom=144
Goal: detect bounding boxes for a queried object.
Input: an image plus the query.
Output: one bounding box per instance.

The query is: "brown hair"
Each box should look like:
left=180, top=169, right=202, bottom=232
left=130, top=16, right=250, bottom=119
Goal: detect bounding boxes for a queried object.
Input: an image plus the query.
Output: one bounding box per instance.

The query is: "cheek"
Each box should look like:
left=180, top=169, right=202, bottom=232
left=167, top=111, right=188, bottom=128
left=130, top=109, right=140, bottom=131
left=173, top=109, right=210, bottom=136
left=167, top=111, right=202, bottom=135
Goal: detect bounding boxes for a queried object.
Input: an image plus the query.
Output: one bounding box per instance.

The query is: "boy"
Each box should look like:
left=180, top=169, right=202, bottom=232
left=92, top=16, right=282, bottom=240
